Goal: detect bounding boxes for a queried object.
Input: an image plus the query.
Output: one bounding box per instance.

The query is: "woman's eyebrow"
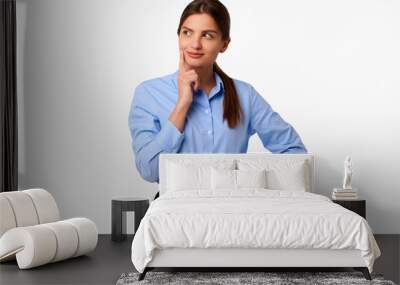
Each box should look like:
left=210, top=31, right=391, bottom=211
left=182, top=26, right=218, bottom=34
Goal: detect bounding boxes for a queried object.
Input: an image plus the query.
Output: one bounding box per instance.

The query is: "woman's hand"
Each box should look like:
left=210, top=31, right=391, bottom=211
left=177, top=48, right=200, bottom=109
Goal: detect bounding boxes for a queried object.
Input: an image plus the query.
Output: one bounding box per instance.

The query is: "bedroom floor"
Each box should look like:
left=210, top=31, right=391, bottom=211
left=0, top=234, right=398, bottom=285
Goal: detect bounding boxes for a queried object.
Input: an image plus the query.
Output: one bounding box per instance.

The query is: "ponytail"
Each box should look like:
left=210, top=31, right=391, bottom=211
left=213, top=62, right=243, bottom=128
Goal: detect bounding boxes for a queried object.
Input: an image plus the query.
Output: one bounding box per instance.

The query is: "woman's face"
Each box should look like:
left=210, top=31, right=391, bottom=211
left=179, top=13, right=230, bottom=68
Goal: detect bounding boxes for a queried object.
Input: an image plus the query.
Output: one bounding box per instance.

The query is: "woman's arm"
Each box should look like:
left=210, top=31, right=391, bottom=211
left=128, top=84, right=187, bottom=183
left=169, top=102, right=191, bottom=133
left=249, top=86, right=307, bottom=154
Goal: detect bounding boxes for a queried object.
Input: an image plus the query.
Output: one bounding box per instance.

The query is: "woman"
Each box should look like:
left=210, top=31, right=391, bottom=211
left=128, top=0, right=307, bottom=184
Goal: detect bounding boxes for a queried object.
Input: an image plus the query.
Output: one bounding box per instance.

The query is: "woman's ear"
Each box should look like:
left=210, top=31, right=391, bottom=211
left=220, top=39, right=230, bottom=53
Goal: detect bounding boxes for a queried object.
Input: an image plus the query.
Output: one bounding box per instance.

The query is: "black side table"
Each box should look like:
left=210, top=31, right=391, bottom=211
left=332, top=199, right=366, bottom=219
left=111, top=197, right=149, bottom=242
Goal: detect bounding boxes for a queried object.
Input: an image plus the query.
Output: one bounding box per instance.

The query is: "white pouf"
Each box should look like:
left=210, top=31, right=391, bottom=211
left=0, top=189, right=98, bottom=269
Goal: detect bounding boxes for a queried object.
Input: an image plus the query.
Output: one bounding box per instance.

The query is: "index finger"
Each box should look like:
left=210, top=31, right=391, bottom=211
left=179, top=48, right=188, bottom=72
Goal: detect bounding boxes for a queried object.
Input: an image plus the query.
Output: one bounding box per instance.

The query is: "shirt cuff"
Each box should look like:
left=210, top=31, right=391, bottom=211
left=282, top=146, right=308, bottom=154
left=154, top=119, right=185, bottom=152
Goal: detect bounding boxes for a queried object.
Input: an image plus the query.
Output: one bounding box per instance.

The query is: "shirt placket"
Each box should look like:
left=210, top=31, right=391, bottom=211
left=199, top=93, right=214, bottom=153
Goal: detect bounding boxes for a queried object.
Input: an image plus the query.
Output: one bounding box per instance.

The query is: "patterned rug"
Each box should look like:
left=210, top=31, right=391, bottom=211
left=116, top=271, right=397, bottom=285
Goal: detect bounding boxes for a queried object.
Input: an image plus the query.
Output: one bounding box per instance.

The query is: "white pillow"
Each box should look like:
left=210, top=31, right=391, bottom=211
left=211, top=168, right=268, bottom=190
left=166, top=160, right=235, bottom=192
left=211, top=168, right=236, bottom=190
left=237, top=159, right=309, bottom=192
left=237, top=169, right=267, bottom=188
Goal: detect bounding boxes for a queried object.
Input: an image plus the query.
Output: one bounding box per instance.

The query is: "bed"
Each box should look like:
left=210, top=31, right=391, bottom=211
left=130, top=153, right=381, bottom=281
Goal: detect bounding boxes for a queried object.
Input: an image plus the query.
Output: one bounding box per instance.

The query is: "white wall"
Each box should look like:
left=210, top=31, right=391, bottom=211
left=16, top=0, right=400, bottom=234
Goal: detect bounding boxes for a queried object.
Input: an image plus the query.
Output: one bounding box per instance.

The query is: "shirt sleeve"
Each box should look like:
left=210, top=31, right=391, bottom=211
left=128, top=84, right=185, bottom=183
left=249, top=85, right=307, bottom=154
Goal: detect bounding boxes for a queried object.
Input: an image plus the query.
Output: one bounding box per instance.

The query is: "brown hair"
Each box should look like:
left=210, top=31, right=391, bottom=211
left=176, top=0, right=242, bottom=129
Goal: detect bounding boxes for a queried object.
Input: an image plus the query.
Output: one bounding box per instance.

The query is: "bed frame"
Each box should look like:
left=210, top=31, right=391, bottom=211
left=137, top=153, right=372, bottom=281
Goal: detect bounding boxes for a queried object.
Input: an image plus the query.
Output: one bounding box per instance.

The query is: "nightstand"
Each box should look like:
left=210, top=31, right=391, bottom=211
left=111, top=197, right=149, bottom=242
left=332, top=199, right=366, bottom=219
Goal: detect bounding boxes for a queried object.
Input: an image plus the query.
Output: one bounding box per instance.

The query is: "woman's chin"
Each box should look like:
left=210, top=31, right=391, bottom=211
left=187, top=60, right=206, bottom=68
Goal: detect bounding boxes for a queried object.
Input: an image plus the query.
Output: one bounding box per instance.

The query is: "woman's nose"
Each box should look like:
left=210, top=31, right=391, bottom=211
left=191, top=36, right=202, bottom=49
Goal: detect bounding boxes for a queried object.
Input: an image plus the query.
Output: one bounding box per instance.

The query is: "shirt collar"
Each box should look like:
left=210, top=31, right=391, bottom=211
left=172, top=68, right=224, bottom=98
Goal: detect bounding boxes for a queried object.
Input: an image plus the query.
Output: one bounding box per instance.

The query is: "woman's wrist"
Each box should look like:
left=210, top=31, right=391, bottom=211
left=169, top=102, right=190, bottom=133
left=175, top=100, right=192, bottom=111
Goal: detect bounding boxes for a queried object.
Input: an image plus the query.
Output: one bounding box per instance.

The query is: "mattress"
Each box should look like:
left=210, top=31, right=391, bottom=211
left=131, top=189, right=381, bottom=273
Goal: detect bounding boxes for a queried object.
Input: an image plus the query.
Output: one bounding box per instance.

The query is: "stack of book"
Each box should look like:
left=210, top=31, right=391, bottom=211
left=332, top=188, right=358, bottom=200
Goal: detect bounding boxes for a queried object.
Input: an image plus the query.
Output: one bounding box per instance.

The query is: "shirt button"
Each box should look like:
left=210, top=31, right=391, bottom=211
left=207, top=130, right=212, bottom=135
left=205, top=109, right=209, bottom=114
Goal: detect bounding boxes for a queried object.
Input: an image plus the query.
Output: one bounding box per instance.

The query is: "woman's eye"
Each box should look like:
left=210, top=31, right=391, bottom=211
left=182, top=30, right=212, bottom=39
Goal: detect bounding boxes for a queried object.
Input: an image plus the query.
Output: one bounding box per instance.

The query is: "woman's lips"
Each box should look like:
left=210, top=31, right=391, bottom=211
left=187, top=51, right=204, bottom=58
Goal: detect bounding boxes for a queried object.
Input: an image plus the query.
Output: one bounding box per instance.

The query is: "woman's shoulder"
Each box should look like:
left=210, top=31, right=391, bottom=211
left=232, top=77, right=253, bottom=88
left=136, top=70, right=177, bottom=91
left=132, top=71, right=178, bottom=106
left=229, top=76, right=256, bottom=96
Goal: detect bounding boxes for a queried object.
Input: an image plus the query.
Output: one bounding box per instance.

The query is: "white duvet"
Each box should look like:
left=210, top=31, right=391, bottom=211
left=131, top=189, right=381, bottom=273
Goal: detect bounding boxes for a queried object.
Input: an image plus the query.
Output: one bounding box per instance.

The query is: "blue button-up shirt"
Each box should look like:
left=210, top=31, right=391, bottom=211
left=128, top=69, right=307, bottom=183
